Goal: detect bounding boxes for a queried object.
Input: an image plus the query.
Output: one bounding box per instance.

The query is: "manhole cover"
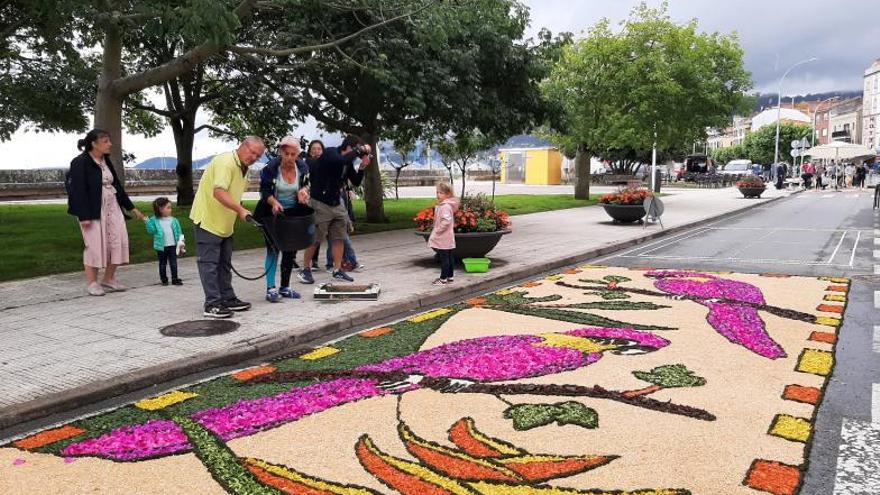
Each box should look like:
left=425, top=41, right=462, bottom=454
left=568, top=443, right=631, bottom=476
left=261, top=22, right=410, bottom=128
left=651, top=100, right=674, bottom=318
left=160, top=320, right=240, bottom=337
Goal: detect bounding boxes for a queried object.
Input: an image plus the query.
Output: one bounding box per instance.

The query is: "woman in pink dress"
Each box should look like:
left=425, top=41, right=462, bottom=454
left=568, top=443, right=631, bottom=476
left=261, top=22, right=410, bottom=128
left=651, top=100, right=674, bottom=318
left=66, top=129, right=147, bottom=296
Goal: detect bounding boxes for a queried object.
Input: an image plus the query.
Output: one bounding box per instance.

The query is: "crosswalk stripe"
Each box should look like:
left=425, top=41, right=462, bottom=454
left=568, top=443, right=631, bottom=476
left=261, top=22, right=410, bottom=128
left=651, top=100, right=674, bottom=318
left=875, top=291, right=880, bottom=309
left=875, top=265, right=880, bottom=275
left=875, top=384, right=880, bottom=426
left=874, top=250, right=880, bottom=258
left=833, top=418, right=880, bottom=493
left=874, top=326, right=880, bottom=353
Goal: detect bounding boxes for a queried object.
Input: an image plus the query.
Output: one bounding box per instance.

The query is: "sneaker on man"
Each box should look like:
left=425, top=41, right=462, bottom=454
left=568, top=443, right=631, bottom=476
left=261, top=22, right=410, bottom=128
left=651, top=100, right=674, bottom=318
left=325, top=265, right=334, bottom=273
left=265, top=288, right=282, bottom=303
left=223, top=297, right=252, bottom=311
left=332, top=269, right=354, bottom=282
left=279, top=286, right=301, bottom=299
left=432, top=278, right=448, bottom=286
left=353, top=263, right=365, bottom=272
left=204, top=304, right=233, bottom=318
left=298, top=268, right=315, bottom=284
left=446, top=277, right=454, bottom=283
left=171, top=278, right=183, bottom=286
left=160, top=280, right=169, bottom=286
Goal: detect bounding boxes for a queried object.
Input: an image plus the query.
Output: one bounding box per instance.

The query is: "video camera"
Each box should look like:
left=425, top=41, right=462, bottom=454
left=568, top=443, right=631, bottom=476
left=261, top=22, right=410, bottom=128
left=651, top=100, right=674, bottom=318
left=299, top=135, right=308, bottom=160
left=353, top=144, right=370, bottom=158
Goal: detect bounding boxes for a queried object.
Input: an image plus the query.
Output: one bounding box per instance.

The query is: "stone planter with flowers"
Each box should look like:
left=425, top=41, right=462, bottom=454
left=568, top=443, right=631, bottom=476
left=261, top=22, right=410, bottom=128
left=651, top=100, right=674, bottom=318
left=414, top=194, right=511, bottom=259
left=736, top=175, right=766, bottom=198
left=599, top=187, right=653, bottom=224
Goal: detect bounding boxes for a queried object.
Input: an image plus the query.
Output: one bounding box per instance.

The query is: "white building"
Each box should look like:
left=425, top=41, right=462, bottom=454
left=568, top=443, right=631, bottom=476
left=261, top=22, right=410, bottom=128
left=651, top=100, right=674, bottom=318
left=863, top=59, right=880, bottom=152
left=750, top=108, right=811, bottom=132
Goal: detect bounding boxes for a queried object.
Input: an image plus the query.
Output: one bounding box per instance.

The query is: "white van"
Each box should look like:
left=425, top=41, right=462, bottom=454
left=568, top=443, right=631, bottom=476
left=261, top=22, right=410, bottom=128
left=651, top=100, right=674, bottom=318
left=721, top=159, right=752, bottom=176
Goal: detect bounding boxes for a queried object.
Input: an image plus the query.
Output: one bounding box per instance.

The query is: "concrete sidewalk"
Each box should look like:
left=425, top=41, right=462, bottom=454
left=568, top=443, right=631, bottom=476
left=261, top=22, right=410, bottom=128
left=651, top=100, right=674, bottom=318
left=0, top=186, right=794, bottom=428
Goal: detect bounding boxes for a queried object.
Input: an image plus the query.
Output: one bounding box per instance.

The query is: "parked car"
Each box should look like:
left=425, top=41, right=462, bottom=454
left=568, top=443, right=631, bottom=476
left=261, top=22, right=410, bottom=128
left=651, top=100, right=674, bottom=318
left=720, top=159, right=753, bottom=176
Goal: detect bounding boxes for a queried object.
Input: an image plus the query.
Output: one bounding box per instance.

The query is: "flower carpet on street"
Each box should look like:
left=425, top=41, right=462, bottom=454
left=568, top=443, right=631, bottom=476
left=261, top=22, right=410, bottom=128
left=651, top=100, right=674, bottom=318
left=0, top=267, right=847, bottom=495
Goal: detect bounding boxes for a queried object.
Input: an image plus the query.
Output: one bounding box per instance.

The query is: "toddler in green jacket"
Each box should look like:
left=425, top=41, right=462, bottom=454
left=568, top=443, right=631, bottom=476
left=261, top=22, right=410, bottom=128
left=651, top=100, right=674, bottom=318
left=145, top=197, right=184, bottom=286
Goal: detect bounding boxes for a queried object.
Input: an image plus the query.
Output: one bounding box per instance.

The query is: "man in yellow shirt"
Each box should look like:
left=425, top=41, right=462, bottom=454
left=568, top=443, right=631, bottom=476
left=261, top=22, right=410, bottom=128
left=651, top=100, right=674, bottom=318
left=191, top=136, right=265, bottom=318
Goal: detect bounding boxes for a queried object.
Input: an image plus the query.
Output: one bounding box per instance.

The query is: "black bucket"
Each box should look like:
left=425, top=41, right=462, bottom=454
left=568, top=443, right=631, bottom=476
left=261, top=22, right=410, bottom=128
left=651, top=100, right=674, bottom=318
left=262, top=207, right=316, bottom=251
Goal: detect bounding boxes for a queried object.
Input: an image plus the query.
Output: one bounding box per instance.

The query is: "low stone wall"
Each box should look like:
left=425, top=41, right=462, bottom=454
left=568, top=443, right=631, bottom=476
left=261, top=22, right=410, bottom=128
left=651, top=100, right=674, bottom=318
left=0, top=169, right=233, bottom=201
left=0, top=168, right=462, bottom=200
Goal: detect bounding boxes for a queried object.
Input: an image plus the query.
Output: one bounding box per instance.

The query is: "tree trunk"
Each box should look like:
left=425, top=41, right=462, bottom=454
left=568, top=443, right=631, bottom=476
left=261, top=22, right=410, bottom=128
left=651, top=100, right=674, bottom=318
left=93, top=25, right=125, bottom=178
left=394, top=168, right=401, bottom=200
left=459, top=163, right=467, bottom=198
left=361, top=132, right=387, bottom=223
left=172, top=114, right=196, bottom=205
left=574, top=146, right=591, bottom=199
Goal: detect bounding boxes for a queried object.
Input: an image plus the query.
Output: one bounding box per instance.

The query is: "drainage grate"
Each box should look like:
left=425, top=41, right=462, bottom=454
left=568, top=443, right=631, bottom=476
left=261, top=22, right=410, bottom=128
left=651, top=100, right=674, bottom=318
left=160, top=319, right=240, bottom=337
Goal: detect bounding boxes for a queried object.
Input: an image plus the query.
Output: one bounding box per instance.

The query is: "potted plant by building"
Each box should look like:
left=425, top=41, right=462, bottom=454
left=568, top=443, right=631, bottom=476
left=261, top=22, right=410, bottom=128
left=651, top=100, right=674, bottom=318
left=599, top=187, right=652, bottom=223
left=736, top=175, right=766, bottom=198
left=414, top=194, right=512, bottom=259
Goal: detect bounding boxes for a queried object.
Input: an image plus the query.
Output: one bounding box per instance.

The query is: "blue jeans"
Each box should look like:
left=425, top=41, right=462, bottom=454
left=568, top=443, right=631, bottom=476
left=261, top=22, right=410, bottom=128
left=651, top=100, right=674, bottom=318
left=325, top=235, right=358, bottom=268
left=433, top=248, right=454, bottom=280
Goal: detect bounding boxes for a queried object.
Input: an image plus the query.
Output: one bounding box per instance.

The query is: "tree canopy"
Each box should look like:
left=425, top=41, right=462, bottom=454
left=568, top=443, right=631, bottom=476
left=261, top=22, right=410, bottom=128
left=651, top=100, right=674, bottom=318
left=541, top=2, right=752, bottom=172
left=711, top=123, right=813, bottom=166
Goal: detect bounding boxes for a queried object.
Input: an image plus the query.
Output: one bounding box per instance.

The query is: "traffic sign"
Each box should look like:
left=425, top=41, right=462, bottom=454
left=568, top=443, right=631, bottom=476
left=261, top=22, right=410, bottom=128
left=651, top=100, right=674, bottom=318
left=791, top=140, right=801, bottom=149
left=800, top=137, right=811, bottom=149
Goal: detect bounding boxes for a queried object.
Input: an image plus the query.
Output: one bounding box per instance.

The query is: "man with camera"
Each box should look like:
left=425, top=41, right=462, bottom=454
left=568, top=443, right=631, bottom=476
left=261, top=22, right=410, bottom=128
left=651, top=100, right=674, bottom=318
left=298, top=135, right=371, bottom=284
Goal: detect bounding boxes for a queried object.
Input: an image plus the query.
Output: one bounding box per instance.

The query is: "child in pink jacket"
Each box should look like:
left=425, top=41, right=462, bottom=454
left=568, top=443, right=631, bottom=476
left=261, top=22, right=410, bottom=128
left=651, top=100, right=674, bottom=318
left=428, top=183, right=460, bottom=285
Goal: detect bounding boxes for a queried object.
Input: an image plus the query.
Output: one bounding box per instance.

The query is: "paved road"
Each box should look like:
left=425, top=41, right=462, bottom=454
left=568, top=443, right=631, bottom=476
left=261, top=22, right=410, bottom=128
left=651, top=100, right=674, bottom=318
left=597, top=187, right=880, bottom=495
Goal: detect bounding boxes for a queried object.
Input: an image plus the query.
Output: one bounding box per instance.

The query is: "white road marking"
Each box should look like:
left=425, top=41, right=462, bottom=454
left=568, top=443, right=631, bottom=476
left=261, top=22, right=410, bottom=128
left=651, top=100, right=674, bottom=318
left=849, top=231, right=861, bottom=267
left=874, top=326, right=880, bottom=353
left=874, top=250, right=880, bottom=259
left=833, top=418, right=880, bottom=494
left=874, top=265, right=880, bottom=275
left=826, top=231, right=848, bottom=264
left=874, top=237, right=880, bottom=246
left=875, top=384, right=880, bottom=426
left=628, top=228, right=712, bottom=256
left=875, top=291, right=880, bottom=309
left=619, top=253, right=855, bottom=267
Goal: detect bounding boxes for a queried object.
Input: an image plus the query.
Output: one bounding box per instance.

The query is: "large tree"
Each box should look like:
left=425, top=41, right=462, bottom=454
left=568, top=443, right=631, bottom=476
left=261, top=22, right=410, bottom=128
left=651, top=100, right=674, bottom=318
left=4, top=0, right=431, bottom=177
left=243, top=0, right=550, bottom=222
left=542, top=2, right=752, bottom=191
left=742, top=123, right=812, bottom=165
left=1, top=1, right=95, bottom=140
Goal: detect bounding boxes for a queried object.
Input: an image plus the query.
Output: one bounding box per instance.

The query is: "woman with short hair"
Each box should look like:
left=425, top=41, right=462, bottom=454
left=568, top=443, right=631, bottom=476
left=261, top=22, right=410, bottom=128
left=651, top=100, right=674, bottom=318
left=66, top=129, right=147, bottom=296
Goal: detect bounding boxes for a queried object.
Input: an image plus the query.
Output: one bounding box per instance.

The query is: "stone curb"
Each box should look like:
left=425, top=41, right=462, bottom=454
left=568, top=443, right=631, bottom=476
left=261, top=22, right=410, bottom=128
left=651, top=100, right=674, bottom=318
left=0, top=192, right=794, bottom=430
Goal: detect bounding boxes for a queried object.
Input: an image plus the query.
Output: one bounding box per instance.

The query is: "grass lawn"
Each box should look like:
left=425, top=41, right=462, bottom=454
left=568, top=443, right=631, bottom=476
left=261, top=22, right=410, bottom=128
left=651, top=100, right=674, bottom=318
left=0, top=194, right=598, bottom=282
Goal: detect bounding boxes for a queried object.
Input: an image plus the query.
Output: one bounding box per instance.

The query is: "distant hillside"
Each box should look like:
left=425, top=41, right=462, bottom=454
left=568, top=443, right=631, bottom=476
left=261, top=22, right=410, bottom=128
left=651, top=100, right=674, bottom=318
left=134, top=155, right=215, bottom=170
left=754, top=90, right=862, bottom=111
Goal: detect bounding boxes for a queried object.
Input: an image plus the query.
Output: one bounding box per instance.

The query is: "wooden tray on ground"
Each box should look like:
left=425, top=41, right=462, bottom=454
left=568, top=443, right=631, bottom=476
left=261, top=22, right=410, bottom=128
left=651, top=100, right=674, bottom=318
left=314, top=282, right=381, bottom=300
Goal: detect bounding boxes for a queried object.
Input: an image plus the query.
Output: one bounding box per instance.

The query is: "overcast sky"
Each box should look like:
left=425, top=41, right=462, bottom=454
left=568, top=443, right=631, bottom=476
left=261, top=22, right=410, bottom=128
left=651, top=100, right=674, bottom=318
left=2, top=0, right=878, bottom=169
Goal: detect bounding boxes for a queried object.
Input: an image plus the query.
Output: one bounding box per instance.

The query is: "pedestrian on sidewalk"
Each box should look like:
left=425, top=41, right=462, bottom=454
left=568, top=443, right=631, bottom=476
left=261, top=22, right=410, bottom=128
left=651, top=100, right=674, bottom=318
left=254, top=136, right=310, bottom=302
left=66, top=129, right=148, bottom=296
left=801, top=162, right=815, bottom=189
left=145, top=197, right=183, bottom=286
left=325, top=184, right=363, bottom=273
left=190, top=136, right=265, bottom=318
left=298, top=135, right=370, bottom=284
left=844, top=163, right=854, bottom=188
left=855, top=163, right=867, bottom=189
left=814, top=163, right=825, bottom=189
left=428, top=182, right=460, bottom=286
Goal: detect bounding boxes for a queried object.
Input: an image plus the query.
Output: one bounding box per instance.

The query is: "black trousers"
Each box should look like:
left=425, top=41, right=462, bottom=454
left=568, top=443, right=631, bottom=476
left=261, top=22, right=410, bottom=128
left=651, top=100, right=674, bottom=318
left=280, top=250, right=296, bottom=287
left=156, top=246, right=178, bottom=283
left=433, top=248, right=454, bottom=280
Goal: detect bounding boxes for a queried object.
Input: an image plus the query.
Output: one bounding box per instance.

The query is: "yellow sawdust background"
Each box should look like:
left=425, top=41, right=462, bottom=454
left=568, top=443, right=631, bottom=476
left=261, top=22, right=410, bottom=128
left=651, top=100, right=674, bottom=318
left=0, top=267, right=839, bottom=494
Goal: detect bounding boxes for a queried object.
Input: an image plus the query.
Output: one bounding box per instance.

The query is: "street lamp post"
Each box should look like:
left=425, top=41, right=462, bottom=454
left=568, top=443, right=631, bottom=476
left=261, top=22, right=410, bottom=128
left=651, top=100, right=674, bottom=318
left=773, top=57, right=819, bottom=168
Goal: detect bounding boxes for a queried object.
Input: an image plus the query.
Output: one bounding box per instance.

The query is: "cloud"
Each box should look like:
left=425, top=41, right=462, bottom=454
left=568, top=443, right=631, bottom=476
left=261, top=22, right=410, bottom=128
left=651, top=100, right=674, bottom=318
left=522, top=0, right=879, bottom=94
